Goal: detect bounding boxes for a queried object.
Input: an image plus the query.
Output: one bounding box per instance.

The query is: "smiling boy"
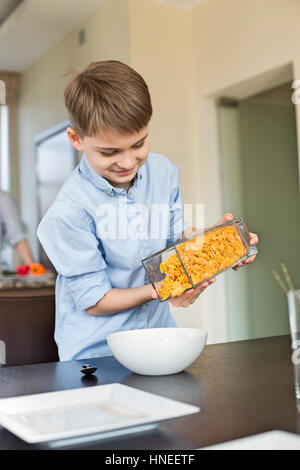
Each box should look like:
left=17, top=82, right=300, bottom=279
left=37, top=60, right=258, bottom=361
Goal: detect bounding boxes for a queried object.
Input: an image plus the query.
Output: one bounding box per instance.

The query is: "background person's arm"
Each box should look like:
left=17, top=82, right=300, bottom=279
left=1, top=192, right=35, bottom=264
left=15, top=239, right=34, bottom=265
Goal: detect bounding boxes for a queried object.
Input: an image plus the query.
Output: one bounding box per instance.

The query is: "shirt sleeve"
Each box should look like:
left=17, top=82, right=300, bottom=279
left=1, top=193, right=25, bottom=246
left=37, top=201, right=112, bottom=311
left=167, top=164, right=191, bottom=246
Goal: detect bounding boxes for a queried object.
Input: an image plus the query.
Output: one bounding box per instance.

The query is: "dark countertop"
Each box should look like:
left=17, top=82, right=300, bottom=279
left=0, top=335, right=299, bottom=450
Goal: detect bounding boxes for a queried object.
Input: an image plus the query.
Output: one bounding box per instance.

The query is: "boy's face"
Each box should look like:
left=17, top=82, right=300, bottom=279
left=67, top=126, right=149, bottom=191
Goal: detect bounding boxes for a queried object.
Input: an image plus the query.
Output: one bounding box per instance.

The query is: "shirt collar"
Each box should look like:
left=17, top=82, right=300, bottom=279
left=79, top=154, right=143, bottom=196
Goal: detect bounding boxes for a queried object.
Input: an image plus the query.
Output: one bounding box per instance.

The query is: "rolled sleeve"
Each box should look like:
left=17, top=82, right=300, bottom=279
left=67, top=271, right=112, bottom=312
left=1, top=192, right=25, bottom=246
left=37, top=201, right=112, bottom=311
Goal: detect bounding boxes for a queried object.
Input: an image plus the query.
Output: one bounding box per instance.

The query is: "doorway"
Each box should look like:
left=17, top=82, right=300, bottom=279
left=218, top=83, right=300, bottom=341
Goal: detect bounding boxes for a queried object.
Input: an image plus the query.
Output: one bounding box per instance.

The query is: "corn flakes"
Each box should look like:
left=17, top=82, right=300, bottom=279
left=158, top=225, right=246, bottom=300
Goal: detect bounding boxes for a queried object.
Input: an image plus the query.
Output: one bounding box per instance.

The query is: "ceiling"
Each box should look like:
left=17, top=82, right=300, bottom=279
left=0, top=0, right=104, bottom=73
left=0, top=0, right=207, bottom=73
left=0, top=0, right=24, bottom=26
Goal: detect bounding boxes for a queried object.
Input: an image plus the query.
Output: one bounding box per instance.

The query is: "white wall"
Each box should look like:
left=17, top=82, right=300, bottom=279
left=128, top=0, right=218, bottom=336
left=18, top=0, right=131, bottom=259
left=191, top=0, right=300, bottom=178
left=188, top=0, right=300, bottom=341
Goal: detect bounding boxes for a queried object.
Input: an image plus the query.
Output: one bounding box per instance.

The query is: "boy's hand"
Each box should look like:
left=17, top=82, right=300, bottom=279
left=217, top=212, right=259, bottom=271
left=151, top=278, right=216, bottom=308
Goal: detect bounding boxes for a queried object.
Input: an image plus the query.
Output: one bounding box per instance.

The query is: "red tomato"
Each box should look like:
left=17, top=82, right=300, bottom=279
left=17, top=265, right=30, bottom=276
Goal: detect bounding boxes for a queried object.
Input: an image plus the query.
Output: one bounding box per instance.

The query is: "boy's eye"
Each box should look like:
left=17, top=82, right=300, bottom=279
left=98, top=140, right=145, bottom=157
left=133, top=141, right=145, bottom=149
left=99, top=151, right=117, bottom=157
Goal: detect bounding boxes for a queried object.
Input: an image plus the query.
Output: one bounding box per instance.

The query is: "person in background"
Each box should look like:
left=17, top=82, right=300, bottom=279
left=0, top=190, right=34, bottom=267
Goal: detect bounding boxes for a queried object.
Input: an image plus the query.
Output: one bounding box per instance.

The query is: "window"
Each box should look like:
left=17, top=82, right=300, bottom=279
left=0, top=104, right=10, bottom=191
left=0, top=104, right=12, bottom=269
left=35, top=120, right=79, bottom=268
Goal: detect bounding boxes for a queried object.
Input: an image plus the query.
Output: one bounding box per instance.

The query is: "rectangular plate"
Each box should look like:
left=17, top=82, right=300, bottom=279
left=0, top=384, right=199, bottom=444
left=201, top=431, right=300, bottom=450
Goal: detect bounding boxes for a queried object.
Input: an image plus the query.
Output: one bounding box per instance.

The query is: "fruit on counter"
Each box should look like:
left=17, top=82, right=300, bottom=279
left=17, top=265, right=30, bottom=276
left=0, top=269, right=16, bottom=276
left=29, top=263, right=46, bottom=277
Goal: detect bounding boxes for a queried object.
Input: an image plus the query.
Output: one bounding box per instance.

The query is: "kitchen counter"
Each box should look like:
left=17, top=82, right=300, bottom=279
left=0, top=335, right=299, bottom=449
left=0, top=287, right=55, bottom=297
left=0, top=286, right=57, bottom=366
left=0, top=273, right=56, bottom=291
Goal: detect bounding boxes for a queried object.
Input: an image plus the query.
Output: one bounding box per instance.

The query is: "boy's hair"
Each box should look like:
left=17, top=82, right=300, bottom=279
left=64, top=60, right=152, bottom=138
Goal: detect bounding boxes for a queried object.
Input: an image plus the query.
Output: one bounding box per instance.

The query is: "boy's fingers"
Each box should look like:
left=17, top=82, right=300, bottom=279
left=169, top=276, right=218, bottom=307
left=217, top=212, right=234, bottom=226
left=233, top=254, right=257, bottom=271
left=245, top=255, right=256, bottom=263
left=196, top=282, right=208, bottom=290
left=178, top=278, right=217, bottom=306
left=233, top=265, right=241, bottom=271
left=249, top=232, right=259, bottom=245
left=151, top=289, right=158, bottom=299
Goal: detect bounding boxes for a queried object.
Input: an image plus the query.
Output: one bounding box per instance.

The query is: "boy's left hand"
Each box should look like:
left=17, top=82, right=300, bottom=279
left=217, top=212, right=259, bottom=271
left=151, top=278, right=216, bottom=308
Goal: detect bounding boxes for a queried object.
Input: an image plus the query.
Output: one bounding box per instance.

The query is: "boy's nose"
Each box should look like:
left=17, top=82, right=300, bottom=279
left=119, top=151, right=136, bottom=170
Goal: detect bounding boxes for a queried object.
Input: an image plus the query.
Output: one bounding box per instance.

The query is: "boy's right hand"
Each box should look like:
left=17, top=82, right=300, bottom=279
left=151, top=277, right=216, bottom=308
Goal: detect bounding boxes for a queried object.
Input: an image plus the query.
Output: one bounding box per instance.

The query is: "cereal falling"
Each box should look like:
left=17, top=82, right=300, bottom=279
left=158, top=225, right=246, bottom=300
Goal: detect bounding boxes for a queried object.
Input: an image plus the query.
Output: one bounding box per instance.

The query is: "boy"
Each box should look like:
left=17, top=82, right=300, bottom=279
left=37, top=61, right=258, bottom=361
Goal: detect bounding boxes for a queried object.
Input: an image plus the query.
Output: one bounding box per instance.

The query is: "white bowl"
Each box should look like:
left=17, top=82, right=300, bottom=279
left=106, top=328, right=207, bottom=376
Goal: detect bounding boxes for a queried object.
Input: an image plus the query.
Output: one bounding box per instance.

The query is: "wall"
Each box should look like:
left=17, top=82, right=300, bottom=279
left=128, top=0, right=217, bottom=334
left=129, top=0, right=200, bottom=203
left=191, top=0, right=300, bottom=177
left=18, top=0, right=131, bottom=259
left=189, top=0, right=300, bottom=342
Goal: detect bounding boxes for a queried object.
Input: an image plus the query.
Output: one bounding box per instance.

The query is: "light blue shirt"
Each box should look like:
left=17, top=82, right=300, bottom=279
left=37, top=152, right=188, bottom=361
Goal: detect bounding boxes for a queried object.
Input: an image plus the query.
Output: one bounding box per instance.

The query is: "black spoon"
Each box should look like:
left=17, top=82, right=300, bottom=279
left=80, top=364, right=98, bottom=375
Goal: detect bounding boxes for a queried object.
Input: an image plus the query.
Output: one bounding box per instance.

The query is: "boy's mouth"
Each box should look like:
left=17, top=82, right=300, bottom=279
left=113, top=168, right=134, bottom=176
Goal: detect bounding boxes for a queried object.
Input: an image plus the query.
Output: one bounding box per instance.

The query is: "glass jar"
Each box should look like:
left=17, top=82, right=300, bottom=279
left=142, top=217, right=258, bottom=302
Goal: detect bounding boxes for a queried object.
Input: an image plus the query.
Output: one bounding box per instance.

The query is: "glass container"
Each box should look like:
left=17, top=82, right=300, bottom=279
left=142, top=217, right=258, bottom=302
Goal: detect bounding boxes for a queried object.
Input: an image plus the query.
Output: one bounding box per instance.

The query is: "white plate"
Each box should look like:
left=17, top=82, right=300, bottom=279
left=201, top=430, right=300, bottom=450
left=0, top=384, right=199, bottom=444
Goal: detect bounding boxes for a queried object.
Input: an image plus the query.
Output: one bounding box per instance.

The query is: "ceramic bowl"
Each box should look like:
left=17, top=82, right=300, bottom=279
left=106, top=327, right=207, bottom=376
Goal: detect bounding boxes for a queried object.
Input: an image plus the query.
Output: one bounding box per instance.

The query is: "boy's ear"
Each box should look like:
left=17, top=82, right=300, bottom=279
left=66, top=126, right=84, bottom=151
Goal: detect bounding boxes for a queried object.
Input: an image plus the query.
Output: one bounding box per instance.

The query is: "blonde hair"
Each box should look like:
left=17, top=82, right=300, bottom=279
left=64, top=60, right=152, bottom=137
